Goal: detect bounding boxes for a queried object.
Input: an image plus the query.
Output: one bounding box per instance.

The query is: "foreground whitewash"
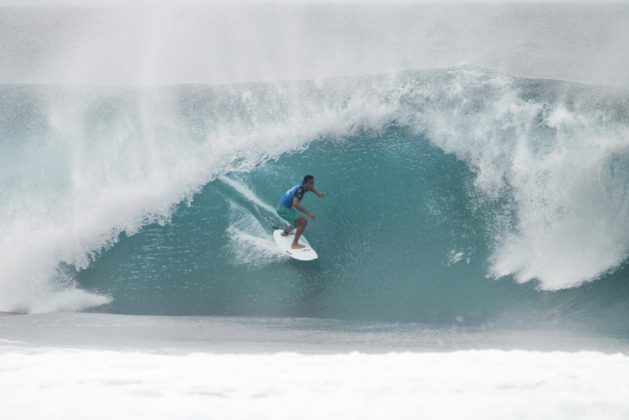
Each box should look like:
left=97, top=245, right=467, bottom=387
left=1, top=349, right=628, bottom=420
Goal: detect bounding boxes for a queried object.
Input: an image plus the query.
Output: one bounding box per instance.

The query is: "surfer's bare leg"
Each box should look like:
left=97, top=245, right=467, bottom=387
left=282, top=225, right=294, bottom=236
left=292, top=217, right=307, bottom=249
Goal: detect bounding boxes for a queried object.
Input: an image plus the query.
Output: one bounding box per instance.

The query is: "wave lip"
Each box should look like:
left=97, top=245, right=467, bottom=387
left=415, top=69, right=629, bottom=289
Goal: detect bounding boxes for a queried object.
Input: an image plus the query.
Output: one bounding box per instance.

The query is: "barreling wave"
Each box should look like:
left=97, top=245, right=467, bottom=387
left=2, top=67, right=629, bottom=322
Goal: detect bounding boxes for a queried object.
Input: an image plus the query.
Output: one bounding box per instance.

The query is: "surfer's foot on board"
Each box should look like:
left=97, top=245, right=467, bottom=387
left=291, top=243, right=306, bottom=249
left=282, top=229, right=294, bottom=236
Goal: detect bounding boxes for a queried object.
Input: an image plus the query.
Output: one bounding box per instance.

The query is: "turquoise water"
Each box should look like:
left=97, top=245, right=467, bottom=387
left=79, top=127, right=511, bottom=320
left=75, top=125, right=629, bottom=336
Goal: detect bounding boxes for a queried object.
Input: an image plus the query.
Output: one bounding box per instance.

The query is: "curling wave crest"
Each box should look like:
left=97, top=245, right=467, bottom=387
left=1, top=67, right=629, bottom=313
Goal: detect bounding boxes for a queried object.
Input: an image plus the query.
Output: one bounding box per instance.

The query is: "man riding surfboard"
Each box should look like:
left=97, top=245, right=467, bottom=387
left=276, top=175, right=325, bottom=249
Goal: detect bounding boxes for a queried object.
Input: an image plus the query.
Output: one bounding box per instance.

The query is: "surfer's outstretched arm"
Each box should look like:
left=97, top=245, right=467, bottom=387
left=305, top=183, right=325, bottom=198
left=293, top=197, right=316, bottom=220
left=313, top=188, right=325, bottom=198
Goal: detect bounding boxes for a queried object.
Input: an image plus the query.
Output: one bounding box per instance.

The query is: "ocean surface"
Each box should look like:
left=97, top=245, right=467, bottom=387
left=2, top=3, right=629, bottom=419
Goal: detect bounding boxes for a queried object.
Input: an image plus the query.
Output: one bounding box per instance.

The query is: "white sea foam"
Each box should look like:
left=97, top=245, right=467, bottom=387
left=0, top=349, right=628, bottom=420
left=222, top=176, right=291, bottom=265
left=416, top=69, right=629, bottom=289
left=226, top=202, right=288, bottom=266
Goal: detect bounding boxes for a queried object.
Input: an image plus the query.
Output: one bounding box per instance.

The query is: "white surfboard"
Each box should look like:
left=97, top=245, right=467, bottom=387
left=273, top=229, right=318, bottom=261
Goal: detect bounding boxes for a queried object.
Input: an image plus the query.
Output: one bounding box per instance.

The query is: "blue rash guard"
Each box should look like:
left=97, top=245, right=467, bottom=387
left=279, top=183, right=305, bottom=208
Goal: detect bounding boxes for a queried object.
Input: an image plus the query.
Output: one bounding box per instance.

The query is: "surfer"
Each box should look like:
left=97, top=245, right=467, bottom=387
left=277, top=175, right=325, bottom=249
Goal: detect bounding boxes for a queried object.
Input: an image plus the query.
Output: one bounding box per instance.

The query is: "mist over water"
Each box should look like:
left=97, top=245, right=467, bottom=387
left=1, top=4, right=629, bottom=331
left=1, top=4, right=629, bottom=87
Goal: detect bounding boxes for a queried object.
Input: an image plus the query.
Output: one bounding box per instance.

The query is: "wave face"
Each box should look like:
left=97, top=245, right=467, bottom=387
left=2, top=68, right=629, bottom=331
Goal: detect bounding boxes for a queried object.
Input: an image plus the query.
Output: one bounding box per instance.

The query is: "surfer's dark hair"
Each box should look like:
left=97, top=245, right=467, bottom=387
left=303, top=175, right=314, bottom=184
